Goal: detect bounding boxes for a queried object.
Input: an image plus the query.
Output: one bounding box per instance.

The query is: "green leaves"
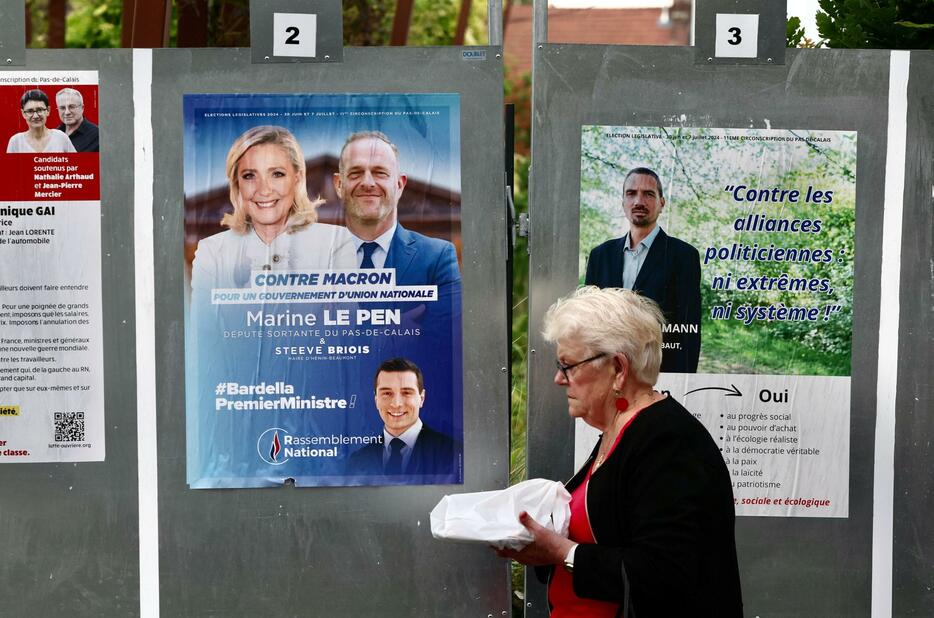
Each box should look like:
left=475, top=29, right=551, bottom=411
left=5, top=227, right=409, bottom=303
left=815, top=0, right=934, bottom=49
left=787, top=16, right=806, bottom=48
left=66, top=0, right=122, bottom=48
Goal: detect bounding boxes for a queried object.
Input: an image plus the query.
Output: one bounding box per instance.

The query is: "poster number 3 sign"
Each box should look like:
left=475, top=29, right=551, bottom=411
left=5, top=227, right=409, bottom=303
left=715, top=13, right=759, bottom=59
left=273, top=12, right=317, bottom=58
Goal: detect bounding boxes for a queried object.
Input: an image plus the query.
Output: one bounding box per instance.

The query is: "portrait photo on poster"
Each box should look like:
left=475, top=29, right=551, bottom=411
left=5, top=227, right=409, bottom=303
left=183, top=93, right=463, bottom=488
left=577, top=126, right=856, bottom=517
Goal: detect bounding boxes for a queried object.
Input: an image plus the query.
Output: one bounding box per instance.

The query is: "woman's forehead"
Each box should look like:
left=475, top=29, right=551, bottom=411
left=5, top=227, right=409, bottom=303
left=556, top=337, right=590, bottom=358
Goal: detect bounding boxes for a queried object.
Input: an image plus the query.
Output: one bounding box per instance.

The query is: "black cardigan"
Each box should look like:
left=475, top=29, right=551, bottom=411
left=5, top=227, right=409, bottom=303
left=540, top=395, right=743, bottom=617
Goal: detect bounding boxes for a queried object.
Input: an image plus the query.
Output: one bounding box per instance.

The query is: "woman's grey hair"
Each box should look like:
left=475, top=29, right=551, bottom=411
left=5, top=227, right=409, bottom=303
left=542, top=286, right=666, bottom=385
left=221, top=125, right=322, bottom=234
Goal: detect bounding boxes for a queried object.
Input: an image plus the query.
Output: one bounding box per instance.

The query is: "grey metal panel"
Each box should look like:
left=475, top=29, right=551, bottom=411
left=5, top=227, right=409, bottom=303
left=526, top=45, right=891, bottom=617
left=893, top=50, right=934, bottom=618
left=693, top=0, right=787, bottom=65
left=0, top=0, right=25, bottom=66
left=0, top=50, right=139, bottom=616
left=150, top=47, right=510, bottom=616
left=249, top=0, right=344, bottom=64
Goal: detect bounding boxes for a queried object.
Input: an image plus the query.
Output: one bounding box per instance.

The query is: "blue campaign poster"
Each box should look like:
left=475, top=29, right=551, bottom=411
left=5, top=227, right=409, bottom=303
left=183, top=93, right=463, bottom=488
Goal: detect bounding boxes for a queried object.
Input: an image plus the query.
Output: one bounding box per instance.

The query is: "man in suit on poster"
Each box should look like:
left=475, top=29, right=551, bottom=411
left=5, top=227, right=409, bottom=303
left=585, top=167, right=701, bottom=373
left=332, top=130, right=461, bottom=334
left=348, top=358, right=460, bottom=477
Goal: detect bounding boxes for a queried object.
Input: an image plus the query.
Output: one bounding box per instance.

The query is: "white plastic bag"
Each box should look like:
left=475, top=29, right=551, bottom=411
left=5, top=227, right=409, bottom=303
left=429, top=478, right=571, bottom=550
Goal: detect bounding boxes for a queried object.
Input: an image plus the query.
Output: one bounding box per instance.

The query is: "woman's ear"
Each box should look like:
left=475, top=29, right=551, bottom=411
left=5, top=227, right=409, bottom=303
left=613, top=353, right=629, bottom=390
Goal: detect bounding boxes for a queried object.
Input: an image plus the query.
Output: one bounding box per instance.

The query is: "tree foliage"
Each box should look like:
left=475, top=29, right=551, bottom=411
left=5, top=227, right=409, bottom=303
left=815, top=0, right=934, bottom=49
left=66, top=0, right=122, bottom=48
left=344, top=0, right=487, bottom=46
left=786, top=16, right=807, bottom=47
left=29, top=0, right=486, bottom=49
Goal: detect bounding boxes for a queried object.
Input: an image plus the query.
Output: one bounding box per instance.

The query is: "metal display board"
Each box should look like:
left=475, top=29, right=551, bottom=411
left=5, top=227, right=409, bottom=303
left=0, top=49, right=139, bottom=615
left=525, top=44, right=933, bottom=617
left=249, top=0, right=345, bottom=64
left=149, top=45, right=510, bottom=616
left=891, top=51, right=934, bottom=617
left=693, top=0, right=787, bottom=65
left=0, top=0, right=25, bottom=66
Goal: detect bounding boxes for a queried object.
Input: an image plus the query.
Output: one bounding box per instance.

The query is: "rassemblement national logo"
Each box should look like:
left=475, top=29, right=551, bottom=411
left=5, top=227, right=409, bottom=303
left=257, top=427, right=290, bottom=465
left=257, top=427, right=342, bottom=465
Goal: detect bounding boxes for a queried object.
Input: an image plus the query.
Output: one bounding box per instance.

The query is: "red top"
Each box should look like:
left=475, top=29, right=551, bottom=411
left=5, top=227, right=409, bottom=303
left=548, top=411, right=644, bottom=617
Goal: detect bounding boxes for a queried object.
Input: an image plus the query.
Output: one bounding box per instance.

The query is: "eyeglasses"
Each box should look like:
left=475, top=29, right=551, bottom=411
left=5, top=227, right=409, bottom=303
left=555, top=353, right=606, bottom=381
left=58, top=104, right=82, bottom=112
left=22, top=108, right=48, bottom=117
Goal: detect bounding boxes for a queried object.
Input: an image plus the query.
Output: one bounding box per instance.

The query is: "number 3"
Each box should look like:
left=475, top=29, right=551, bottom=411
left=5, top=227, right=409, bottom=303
left=727, top=27, right=742, bottom=45
left=285, top=26, right=300, bottom=44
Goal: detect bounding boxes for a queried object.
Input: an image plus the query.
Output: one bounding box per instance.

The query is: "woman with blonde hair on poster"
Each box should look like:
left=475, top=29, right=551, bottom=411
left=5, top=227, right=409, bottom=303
left=191, top=125, right=356, bottom=290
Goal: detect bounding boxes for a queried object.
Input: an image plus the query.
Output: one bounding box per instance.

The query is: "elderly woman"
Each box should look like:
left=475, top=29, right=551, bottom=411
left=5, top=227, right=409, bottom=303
left=498, top=287, right=742, bottom=617
left=6, top=89, right=76, bottom=153
left=191, top=125, right=356, bottom=290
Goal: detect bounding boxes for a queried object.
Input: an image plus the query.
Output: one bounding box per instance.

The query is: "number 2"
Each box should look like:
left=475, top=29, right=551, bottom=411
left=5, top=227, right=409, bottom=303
left=727, top=27, right=742, bottom=45
left=285, top=26, right=300, bottom=45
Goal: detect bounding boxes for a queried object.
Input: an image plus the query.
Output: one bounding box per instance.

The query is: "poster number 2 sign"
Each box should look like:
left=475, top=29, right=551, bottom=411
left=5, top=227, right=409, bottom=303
left=715, top=13, right=759, bottom=59
left=273, top=12, right=317, bottom=58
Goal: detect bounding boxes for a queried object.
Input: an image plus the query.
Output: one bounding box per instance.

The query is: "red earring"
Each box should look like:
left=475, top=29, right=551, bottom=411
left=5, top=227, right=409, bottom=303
left=614, top=390, right=628, bottom=412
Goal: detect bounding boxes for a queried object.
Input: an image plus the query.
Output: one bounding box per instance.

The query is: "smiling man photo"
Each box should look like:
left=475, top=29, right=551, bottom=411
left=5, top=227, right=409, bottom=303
left=347, top=357, right=460, bottom=476
left=332, top=131, right=460, bottom=279
left=584, top=167, right=701, bottom=373
left=55, top=88, right=99, bottom=152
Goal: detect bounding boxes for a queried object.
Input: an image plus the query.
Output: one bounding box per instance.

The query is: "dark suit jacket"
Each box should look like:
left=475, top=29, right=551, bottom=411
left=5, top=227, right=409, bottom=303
left=585, top=228, right=701, bottom=372
left=385, top=223, right=461, bottom=311
left=347, top=423, right=461, bottom=476
left=383, top=223, right=462, bottom=351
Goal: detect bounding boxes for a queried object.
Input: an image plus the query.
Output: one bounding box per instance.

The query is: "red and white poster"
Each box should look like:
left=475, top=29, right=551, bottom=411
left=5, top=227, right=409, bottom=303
left=0, top=70, right=104, bottom=463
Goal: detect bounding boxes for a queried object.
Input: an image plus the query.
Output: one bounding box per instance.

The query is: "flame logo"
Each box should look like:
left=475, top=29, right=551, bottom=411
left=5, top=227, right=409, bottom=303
left=269, top=431, right=281, bottom=462
left=257, top=427, right=290, bottom=465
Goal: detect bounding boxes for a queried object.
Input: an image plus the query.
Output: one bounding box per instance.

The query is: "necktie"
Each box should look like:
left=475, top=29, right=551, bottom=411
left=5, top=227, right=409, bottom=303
left=386, top=438, right=405, bottom=475
left=360, top=242, right=379, bottom=269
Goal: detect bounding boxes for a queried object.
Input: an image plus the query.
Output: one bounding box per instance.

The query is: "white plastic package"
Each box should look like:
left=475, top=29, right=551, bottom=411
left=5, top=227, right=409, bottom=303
left=429, top=478, right=571, bottom=550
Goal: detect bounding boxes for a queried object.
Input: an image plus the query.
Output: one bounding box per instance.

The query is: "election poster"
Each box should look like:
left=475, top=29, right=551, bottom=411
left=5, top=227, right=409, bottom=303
left=0, top=71, right=104, bottom=463
left=184, top=93, right=463, bottom=488
left=578, top=126, right=856, bottom=517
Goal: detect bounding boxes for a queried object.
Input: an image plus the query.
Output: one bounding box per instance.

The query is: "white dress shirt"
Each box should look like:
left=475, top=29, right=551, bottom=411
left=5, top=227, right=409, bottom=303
left=350, top=223, right=397, bottom=269
left=622, top=225, right=661, bottom=289
left=382, top=418, right=423, bottom=471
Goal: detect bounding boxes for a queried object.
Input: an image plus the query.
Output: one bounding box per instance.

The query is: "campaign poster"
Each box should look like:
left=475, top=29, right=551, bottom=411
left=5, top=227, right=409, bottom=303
left=0, top=71, right=104, bottom=463
left=184, top=93, right=463, bottom=488
left=578, top=126, right=856, bottom=517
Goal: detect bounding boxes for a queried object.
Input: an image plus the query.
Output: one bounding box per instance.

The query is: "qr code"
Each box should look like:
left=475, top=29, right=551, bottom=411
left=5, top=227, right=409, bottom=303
left=54, top=412, right=85, bottom=442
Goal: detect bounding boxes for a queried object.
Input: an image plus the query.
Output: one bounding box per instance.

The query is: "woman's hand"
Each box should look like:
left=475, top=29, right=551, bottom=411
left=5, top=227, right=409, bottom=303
left=493, top=511, right=577, bottom=566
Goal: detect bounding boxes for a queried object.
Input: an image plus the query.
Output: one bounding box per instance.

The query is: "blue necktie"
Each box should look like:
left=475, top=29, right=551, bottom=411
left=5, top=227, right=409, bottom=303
left=360, top=242, right=379, bottom=269
left=386, top=438, right=405, bottom=474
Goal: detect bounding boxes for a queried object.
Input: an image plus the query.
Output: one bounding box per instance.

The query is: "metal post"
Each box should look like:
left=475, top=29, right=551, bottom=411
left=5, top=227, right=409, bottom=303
left=488, top=0, right=504, bottom=47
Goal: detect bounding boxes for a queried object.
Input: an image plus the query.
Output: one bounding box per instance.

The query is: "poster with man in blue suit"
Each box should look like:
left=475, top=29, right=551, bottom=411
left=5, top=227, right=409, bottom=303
left=182, top=93, right=462, bottom=488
